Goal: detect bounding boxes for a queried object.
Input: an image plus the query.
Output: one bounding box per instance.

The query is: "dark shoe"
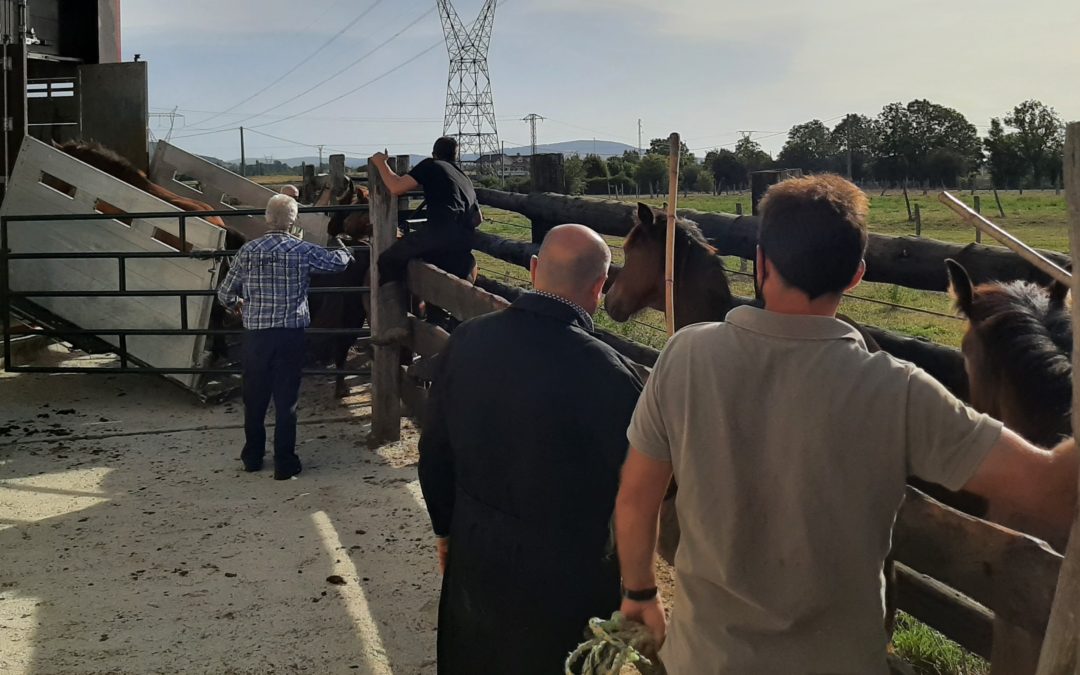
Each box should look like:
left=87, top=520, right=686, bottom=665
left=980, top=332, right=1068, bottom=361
left=240, top=451, right=264, bottom=472
left=274, top=457, right=302, bottom=481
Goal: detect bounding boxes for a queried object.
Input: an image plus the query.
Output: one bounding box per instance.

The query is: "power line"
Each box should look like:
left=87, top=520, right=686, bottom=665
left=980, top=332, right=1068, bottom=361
left=193, top=0, right=386, bottom=127
left=248, top=40, right=444, bottom=130
left=208, top=7, right=437, bottom=132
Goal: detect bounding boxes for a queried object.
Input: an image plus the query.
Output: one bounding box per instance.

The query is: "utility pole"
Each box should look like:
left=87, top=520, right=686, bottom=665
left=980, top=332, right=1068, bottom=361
left=846, top=127, right=853, bottom=180
left=522, top=113, right=544, bottom=156
left=500, top=140, right=506, bottom=185
left=316, top=144, right=325, bottom=173
left=239, top=126, right=246, bottom=177
left=638, top=118, right=643, bottom=157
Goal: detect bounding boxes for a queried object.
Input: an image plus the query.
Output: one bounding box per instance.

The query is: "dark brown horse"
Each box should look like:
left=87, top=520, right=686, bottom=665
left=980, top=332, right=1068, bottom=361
left=946, top=259, right=1072, bottom=447
left=605, top=203, right=734, bottom=328
left=309, top=179, right=373, bottom=398
left=50, top=140, right=229, bottom=251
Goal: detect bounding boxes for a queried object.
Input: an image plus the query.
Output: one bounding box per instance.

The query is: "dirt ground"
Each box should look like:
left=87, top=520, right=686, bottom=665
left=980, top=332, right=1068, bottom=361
left=0, top=346, right=439, bottom=675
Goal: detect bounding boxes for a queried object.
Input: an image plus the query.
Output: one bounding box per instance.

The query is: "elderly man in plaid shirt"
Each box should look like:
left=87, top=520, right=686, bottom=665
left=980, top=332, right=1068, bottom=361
left=218, top=194, right=352, bottom=480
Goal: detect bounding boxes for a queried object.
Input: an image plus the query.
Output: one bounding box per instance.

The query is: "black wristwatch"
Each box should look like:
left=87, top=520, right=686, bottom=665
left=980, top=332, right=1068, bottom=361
left=622, top=586, right=658, bottom=602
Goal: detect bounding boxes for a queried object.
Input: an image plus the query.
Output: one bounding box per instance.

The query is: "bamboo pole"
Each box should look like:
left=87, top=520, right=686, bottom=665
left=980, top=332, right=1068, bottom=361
left=664, top=132, right=681, bottom=336
left=1035, top=121, right=1080, bottom=675
left=939, top=191, right=1072, bottom=286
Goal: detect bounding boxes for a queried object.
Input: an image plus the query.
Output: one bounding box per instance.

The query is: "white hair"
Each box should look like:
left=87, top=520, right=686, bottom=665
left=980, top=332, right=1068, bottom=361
left=280, top=185, right=299, bottom=198
left=266, top=193, right=299, bottom=229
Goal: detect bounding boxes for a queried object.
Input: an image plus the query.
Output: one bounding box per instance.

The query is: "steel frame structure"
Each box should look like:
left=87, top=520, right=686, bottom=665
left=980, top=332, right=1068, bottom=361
left=437, top=0, right=500, bottom=164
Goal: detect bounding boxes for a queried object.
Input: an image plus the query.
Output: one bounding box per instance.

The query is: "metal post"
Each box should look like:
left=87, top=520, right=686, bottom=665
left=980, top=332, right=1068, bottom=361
left=179, top=293, right=189, bottom=331
left=178, top=214, right=187, bottom=251
left=239, top=126, right=246, bottom=177
left=1, top=216, right=11, bottom=369
left=117, top=257, right=127, bottom=292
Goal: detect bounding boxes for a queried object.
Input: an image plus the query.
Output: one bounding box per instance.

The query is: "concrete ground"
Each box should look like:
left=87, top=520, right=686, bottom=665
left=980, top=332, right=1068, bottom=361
left=0, top=346, right=437, bottom=675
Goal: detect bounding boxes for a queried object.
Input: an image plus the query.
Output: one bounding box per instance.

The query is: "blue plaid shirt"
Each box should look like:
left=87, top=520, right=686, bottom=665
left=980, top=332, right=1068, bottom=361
left=217, top=232, right=352, bottom=330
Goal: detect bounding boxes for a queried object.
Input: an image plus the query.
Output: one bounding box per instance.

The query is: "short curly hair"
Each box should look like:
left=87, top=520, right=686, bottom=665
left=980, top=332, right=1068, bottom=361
left=758, top=174, right=869, bottom=299
left=265, top=193, right=298, bottom=229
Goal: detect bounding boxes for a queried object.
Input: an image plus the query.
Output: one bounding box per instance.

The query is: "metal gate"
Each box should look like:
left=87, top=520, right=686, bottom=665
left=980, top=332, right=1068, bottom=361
left=1, top=203, right=374, bottom=398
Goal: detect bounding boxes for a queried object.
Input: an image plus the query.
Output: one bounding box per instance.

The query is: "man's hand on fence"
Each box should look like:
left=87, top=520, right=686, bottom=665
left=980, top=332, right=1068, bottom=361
left=370, top=151, right=388, bottom=165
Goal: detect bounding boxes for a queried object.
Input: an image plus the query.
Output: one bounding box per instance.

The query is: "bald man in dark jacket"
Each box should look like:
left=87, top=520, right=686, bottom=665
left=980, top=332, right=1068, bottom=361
left=419, top=224, right=644, bottom=675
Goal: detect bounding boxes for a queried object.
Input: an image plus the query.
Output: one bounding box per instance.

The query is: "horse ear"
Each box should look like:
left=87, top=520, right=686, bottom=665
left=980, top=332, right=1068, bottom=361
left=637, top=202, right=654, bottom=226
left=1049, top=279, right=1070, bottom=310
left=946, top=259, right=974, bottom=316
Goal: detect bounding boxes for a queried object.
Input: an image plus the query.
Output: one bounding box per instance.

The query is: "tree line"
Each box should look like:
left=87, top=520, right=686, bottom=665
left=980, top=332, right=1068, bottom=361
left=485, top=99, right=1066, bottom=195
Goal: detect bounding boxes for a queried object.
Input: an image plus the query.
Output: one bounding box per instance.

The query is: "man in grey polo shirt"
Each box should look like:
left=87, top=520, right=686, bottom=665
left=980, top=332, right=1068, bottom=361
left=614, top=174, right=1078, bottom=674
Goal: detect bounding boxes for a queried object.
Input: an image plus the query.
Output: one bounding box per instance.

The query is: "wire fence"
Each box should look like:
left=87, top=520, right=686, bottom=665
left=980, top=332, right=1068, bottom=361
left=483, top=218, right=624, bottom=251
left=479, top=212, right=961, bottom=331
left=722, top=268, right=961, bottom=321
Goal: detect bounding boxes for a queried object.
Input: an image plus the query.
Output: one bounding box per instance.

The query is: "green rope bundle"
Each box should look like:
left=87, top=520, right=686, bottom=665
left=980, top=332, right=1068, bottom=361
left=564, top=612, right=664, bottom=675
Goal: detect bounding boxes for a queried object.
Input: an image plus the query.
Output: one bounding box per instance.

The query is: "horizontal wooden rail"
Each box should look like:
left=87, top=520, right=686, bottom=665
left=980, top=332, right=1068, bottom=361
left=896, top=562, right=993, bottom=659
left=894, top=488, right=1063, bottom=635
left=407, top=260, right=509, bottom=321
left=477, top=188, right=1070, bottom=292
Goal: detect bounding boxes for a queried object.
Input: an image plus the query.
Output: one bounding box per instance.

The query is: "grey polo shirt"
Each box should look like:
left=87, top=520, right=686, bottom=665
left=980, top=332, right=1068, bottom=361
left=628, top=306, right=1001, bottom=674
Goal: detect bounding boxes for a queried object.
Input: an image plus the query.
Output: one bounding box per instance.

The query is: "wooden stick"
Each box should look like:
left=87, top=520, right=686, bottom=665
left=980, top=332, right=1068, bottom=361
left=664, top=132, right=681, bottom=336
left=1035, top=121, right=1080, bottom=675
left=938, top=191, right=1072, bottom=286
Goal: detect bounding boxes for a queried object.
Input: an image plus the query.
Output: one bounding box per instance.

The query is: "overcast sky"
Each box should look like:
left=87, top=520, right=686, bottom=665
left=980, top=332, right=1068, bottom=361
left=123, top=0, right=1080, bottom=161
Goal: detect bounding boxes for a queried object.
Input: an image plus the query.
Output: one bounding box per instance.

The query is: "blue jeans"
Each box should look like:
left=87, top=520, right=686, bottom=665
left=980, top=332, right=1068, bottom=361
left=240, top=328, right=304, bottom=467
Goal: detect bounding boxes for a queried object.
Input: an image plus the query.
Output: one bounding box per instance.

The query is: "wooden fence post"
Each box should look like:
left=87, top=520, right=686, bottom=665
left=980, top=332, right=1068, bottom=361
left=1035, top=121, right=1080, bottom=675
left=529, top=153, right=564, bottom=244
left=368, top=156, right=405, bottom=445
left=974, top=196, right=982, bottom=243
left=329, top=154, right=346, bottom=197
left=914, top=203, right=922, bottom=236
left=903, top=178, right=913, bottom=222
left=301, top=163, right=317, bottom=204
left=994, top=187, right=1006, bottom=218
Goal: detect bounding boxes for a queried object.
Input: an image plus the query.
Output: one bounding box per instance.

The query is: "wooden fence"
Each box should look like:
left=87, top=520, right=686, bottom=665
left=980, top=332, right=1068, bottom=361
left=366, top=165, right=1070, bottom=673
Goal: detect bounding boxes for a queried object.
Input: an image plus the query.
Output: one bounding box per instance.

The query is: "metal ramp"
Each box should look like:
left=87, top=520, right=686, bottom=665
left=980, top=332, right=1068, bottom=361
left=149, top=141, right=329, bottom=244
left=1, top=136, right=227, bottom=394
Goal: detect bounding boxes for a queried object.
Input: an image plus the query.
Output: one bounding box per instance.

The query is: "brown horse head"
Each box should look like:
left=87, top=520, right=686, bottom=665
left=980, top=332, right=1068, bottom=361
left=328, top=178, right=371, bottom=242
left=605, top=202, right=732, bottom=328
left=946, top=259, right=1072, bottom=446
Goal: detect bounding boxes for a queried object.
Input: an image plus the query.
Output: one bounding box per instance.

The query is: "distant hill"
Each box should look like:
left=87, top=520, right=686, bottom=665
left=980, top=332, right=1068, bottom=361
left=492, top=139, right=637, bottom=158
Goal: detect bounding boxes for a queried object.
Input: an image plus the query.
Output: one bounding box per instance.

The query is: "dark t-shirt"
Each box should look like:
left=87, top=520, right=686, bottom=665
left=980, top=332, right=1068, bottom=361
left=408, top=158, right=480, bottom=229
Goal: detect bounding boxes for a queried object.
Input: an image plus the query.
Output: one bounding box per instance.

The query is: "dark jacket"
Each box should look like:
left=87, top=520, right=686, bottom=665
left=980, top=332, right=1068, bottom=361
left=419, top=292, right=644, bottom=675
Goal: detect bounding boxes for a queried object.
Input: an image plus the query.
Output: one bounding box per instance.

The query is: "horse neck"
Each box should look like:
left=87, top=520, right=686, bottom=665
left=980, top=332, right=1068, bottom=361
left=673, top=239, right=733, bottom=328
left=997, top=378, right=1071, bottom=447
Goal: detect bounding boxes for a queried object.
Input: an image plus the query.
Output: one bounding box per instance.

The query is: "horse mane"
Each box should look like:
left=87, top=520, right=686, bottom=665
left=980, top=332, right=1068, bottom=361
left=968, top=281, right=1073, bottom=423
left=55, top=140, right=151, bottom=190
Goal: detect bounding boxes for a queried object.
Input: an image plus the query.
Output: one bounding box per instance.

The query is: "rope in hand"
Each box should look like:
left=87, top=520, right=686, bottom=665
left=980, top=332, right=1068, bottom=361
left=564, top=612, right=664, bottom=675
